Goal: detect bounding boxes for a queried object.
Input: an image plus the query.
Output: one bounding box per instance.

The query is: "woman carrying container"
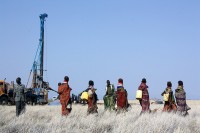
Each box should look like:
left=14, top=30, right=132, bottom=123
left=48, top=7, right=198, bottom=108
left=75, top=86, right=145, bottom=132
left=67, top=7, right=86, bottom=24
left=161, top=81, right=177, bottom=112
left=87, top=80, right=98, bottom=114
left=138, top=78, right=150, bottom=114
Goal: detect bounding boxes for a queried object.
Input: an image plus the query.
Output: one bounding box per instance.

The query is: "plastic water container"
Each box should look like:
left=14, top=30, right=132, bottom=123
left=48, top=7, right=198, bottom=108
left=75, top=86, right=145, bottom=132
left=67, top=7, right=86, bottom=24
left=136, top=90, right=142, bottom=100
left=163, top=93, right=169, bottom=101
left=81, top=91, right=88, bottom=100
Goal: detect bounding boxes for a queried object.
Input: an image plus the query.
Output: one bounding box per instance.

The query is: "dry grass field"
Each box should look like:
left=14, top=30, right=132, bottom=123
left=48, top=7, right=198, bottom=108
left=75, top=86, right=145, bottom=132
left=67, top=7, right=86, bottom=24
left=0, top=100, right=200, bottom=133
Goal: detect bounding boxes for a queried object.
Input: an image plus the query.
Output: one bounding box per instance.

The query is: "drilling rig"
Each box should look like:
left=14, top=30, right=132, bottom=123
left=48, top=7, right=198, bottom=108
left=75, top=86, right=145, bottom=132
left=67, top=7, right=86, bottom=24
left=0, top=14, right=51, bottom=106
left=26, top=13, right=49, bottom=105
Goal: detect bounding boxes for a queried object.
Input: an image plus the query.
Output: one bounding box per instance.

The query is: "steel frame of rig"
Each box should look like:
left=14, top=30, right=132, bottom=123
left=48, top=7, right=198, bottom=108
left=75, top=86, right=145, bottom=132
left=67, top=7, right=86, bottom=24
left=27, top=13, right=49, bottom=105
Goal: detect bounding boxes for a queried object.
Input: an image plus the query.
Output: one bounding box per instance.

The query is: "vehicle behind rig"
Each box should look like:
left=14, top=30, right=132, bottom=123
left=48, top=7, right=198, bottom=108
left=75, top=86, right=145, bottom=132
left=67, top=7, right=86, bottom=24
left=0, top=80, right=15, bottom=105
left=0, top=79, right=49, bottom=105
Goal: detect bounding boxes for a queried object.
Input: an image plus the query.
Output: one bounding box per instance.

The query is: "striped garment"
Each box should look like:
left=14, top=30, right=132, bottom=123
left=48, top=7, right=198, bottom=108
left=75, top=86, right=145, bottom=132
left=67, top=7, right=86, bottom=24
left=87, top=86, right=98, bottom=114
left=175, top=86, right=186, bottom=112
left=138, top=83, right=150, bottom=113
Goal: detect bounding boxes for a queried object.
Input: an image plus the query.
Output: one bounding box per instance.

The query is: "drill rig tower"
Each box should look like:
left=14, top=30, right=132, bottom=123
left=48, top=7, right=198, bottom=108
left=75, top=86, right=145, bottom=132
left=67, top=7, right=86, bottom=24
left=32, top=13, right=48, bottom=89
left=28, top=13, right=49, bottom=104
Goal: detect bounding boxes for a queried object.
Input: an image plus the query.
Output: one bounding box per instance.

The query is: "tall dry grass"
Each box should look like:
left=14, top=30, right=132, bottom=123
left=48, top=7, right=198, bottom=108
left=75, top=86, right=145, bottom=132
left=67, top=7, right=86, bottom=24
left=0, top=100, right=200, bottom=133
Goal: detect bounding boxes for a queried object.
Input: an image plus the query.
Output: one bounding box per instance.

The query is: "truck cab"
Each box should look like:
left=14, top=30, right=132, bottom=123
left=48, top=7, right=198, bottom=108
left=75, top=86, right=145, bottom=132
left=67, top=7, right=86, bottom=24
left=0, top=80, right=15, bottom=105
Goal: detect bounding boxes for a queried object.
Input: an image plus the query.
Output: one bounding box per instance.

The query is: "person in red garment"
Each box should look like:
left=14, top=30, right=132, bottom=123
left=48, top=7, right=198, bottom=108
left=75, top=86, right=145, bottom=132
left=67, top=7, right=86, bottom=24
left=138, top=78, right=150, bottom=114
left=116, top=78, right=128, bottom=112
left=58, top=76, right=72, bottom=116
left=87, top=80, right=98, bottom=114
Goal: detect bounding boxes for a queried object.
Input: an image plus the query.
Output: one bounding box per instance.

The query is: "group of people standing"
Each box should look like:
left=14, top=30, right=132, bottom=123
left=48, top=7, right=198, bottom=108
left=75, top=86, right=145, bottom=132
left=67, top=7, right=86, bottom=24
left=58, top=76, right=190, bottom=117
left=12, top=76, right=190, bottom=117
left=104, top=78, right=190, bottom=116
left=104, top=78, right=129, bottom=113
left=58, top=76, right=99, bottom=115
left=161, top=80, right=190, bottom=116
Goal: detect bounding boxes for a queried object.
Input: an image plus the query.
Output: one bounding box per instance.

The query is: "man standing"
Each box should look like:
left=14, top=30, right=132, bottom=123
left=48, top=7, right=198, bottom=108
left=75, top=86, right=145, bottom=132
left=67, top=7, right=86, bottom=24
left=116, top=78, right=128, bottom=112
left=58, top=76, right=71, bottom=116
left=14, top=77, right=26, bottom=117
left=175, top=80, right=190, bottom=116
left=87, top=80, right=98, bottom=114
left=138, top=78, right=150, bottom=114
left=103, top=80, right=115, bottom=111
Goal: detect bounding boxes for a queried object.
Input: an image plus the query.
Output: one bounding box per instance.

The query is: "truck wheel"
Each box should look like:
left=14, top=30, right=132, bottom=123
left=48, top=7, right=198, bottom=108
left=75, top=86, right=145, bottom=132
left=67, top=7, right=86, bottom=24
left=0, top=97, right=8, bottom=105
left=26, top=98, right=33, bottom=105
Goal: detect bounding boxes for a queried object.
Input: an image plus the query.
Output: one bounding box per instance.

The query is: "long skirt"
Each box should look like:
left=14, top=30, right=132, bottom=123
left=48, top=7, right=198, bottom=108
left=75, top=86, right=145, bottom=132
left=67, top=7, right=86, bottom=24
left=140, top=99, right=150, bottom=114
left=104, top=95, right=115, bottom=110
left=87, top=98, right=98, bottom=114
left=60, top=100, right=70, bottom=116
left=117, top=91, right=127, bottom=110
left=163, top=102, right=177, bottom=112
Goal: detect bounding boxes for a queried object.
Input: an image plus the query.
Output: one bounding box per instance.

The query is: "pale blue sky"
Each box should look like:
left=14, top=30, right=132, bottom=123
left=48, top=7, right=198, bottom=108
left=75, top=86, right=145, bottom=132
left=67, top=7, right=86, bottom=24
left=1, top=0, right=200, bottom=99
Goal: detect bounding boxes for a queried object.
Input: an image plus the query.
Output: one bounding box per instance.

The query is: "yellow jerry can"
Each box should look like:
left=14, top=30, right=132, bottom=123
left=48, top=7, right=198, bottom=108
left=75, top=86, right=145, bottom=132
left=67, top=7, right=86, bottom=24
left=81, top=91, right=88, bottom=100
left=136, top=90, right=142, bottom=100
left=163, top=93, right=169, bottom=101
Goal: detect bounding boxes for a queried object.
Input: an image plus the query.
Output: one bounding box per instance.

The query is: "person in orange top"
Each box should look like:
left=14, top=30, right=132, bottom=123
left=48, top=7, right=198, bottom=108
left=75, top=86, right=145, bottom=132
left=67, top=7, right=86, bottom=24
left=58, top=76, right=72, bottom=116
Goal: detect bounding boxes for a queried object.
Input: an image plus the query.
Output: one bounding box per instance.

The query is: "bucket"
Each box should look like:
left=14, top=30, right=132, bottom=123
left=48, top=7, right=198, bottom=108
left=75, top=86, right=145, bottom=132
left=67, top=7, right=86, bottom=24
left=163, top=93, right=169, bottom=101
left=136, top=90, right=142, bottom=100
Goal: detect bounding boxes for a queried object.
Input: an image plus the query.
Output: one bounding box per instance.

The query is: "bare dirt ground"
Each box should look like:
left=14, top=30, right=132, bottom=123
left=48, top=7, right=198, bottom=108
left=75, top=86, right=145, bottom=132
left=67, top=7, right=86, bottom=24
left=0, top=100, right=199, bottom=133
